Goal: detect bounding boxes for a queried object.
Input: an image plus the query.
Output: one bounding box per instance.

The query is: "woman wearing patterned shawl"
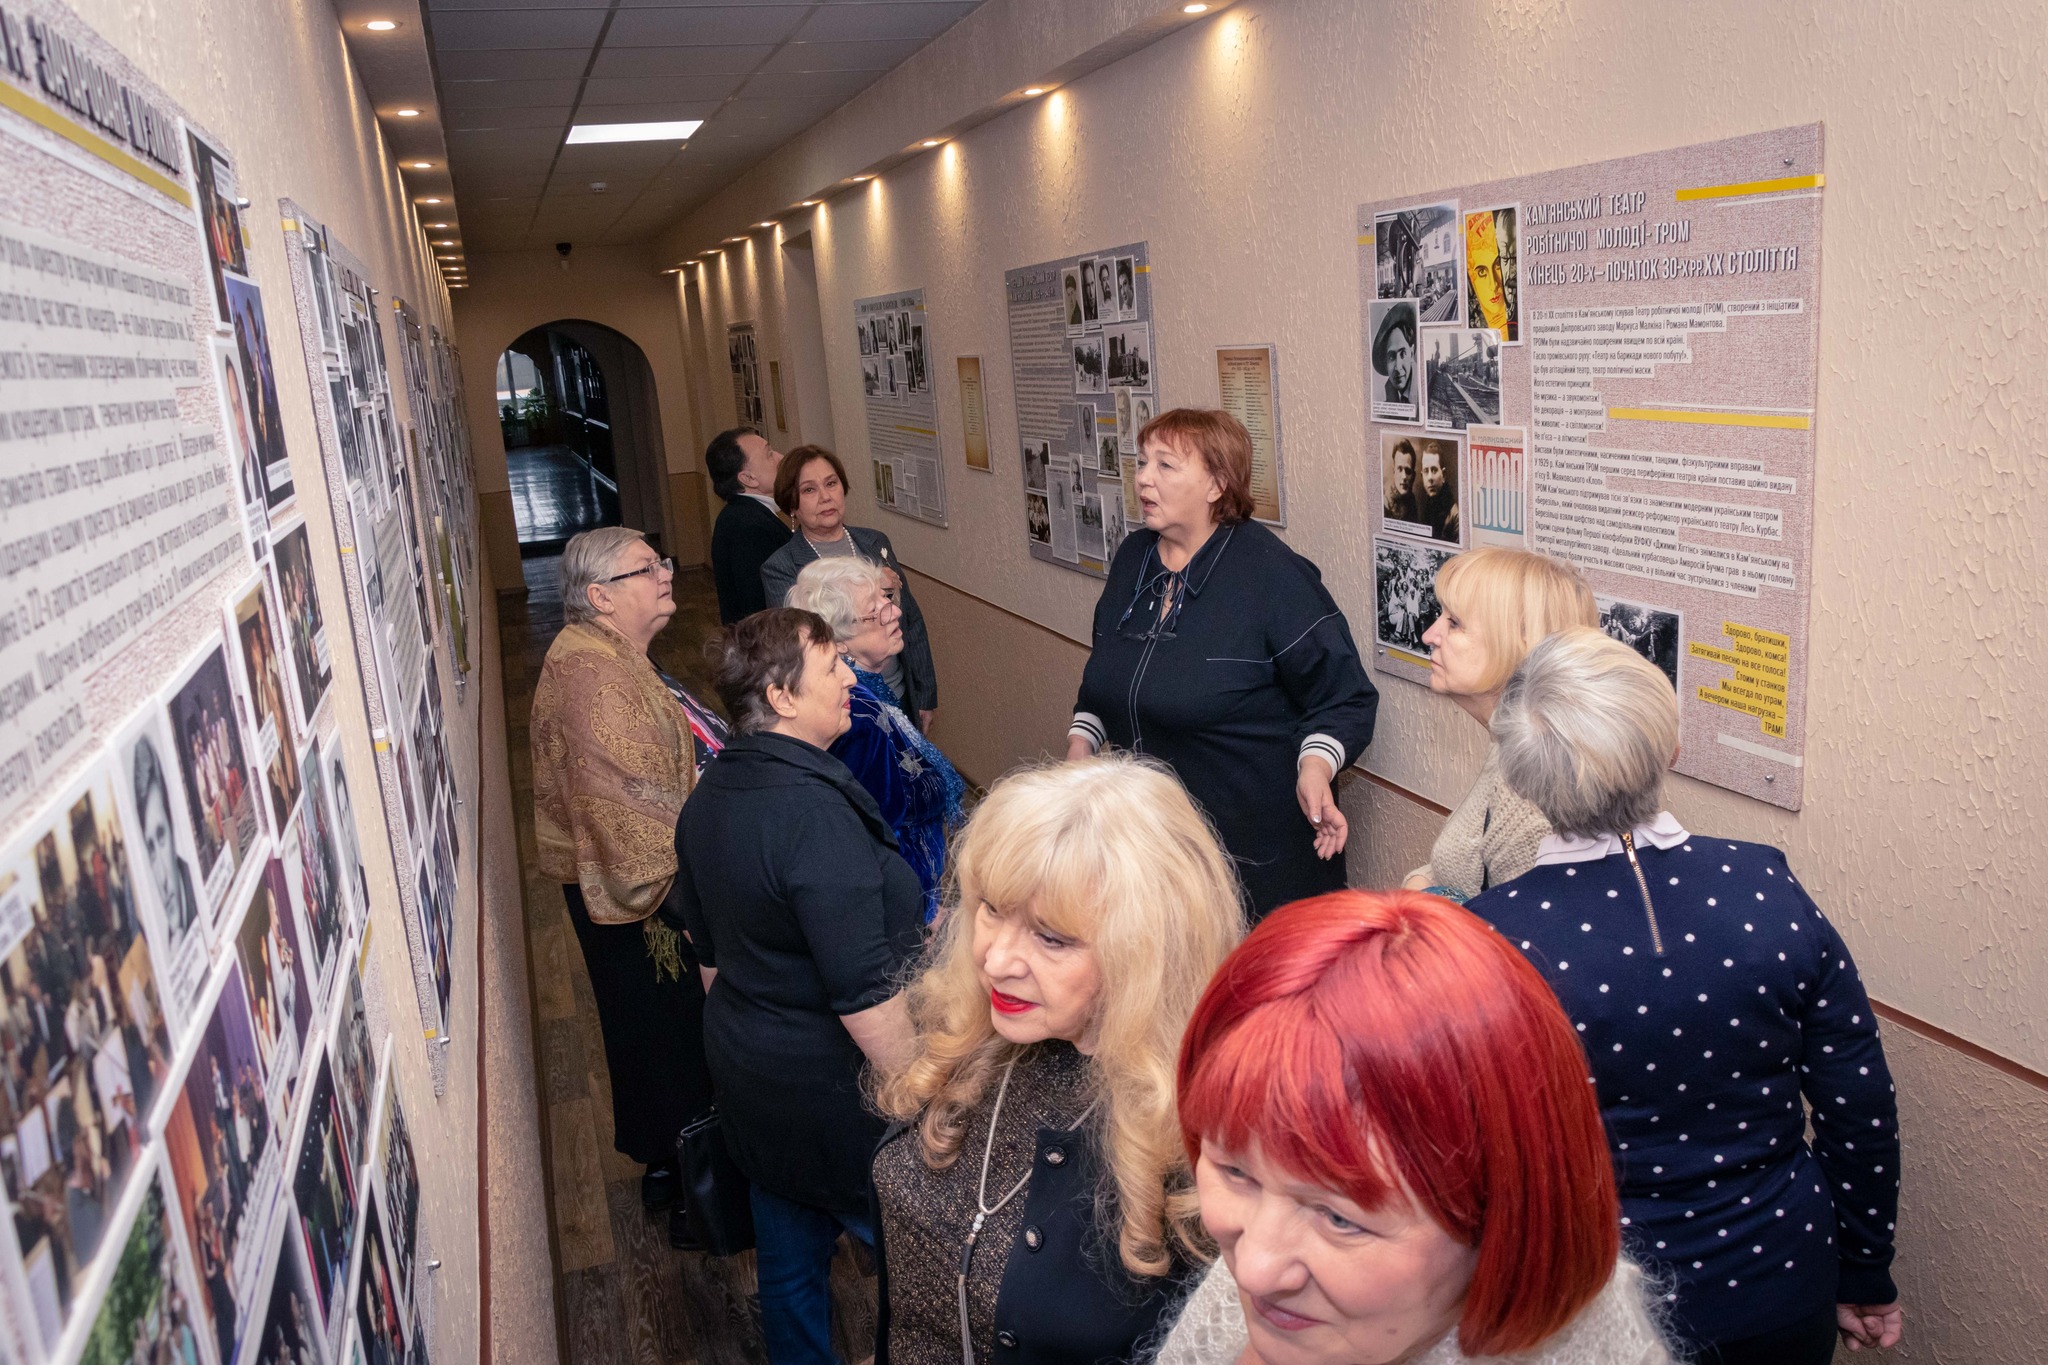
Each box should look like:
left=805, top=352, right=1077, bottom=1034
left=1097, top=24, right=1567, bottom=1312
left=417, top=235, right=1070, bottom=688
left=531, top=528, right=714, bottom=1233
left=786, top=557, right=965, bottom=919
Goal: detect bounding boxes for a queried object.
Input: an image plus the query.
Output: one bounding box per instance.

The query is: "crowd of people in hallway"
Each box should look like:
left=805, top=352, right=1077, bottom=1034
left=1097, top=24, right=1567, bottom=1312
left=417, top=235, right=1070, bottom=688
left=526, top=408, right=1905, bottom=1365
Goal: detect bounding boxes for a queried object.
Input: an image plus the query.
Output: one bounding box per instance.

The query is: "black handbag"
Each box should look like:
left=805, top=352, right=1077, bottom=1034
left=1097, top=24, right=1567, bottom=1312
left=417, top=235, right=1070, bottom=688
left=674, top=1108, right=755, bottom=1256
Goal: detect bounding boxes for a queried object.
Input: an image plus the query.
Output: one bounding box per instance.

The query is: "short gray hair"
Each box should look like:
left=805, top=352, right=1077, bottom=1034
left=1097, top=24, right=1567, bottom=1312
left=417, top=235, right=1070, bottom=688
left=1491, top=626, right=1679, bottom=838
left=560, top=527, right=648, bottom=624
left=784, top=556, right=889, bottom=642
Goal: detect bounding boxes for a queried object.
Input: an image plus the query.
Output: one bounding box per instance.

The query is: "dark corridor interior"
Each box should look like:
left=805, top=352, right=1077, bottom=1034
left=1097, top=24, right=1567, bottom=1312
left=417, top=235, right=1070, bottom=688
left=500, top=324, right=628, bottom=554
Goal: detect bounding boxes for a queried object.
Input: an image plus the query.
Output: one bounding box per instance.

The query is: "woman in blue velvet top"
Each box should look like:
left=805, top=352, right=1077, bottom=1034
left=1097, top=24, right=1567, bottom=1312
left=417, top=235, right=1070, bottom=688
left=787, top=556, right=964, bottom=918
left=1469, top=628, right=1903, bottom=1365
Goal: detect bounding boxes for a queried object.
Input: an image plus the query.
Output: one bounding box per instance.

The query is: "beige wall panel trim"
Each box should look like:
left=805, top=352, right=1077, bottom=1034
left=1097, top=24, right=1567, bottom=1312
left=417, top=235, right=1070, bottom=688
left=483, top=488, right=526, bottom=596
left=678, top=0, right=2048, bottom=1075
left=671, top=470, right=713, bottom=569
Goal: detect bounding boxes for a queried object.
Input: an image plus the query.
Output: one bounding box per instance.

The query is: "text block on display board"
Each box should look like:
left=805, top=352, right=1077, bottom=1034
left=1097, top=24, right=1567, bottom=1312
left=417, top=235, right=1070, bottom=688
left=1359, top=125, right=1823, bottom=810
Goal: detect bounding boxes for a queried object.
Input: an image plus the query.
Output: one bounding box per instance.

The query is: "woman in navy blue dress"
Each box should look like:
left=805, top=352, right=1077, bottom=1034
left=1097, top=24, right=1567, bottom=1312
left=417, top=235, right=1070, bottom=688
left=788, top=557, right=964, bottom=919
left=1468, top=628, right=1904, bottom=1365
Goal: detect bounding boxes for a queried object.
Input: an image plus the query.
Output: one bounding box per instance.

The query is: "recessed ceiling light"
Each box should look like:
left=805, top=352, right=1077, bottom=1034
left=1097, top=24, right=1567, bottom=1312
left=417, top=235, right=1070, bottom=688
left=427, top=222, right=450, bottom=229
left=755, top=220, right=775, bottom=229
left=433, top=239, right=455, bottom=245
left=419, top=197, right=442, bottom=204
left=409, top=161, right=432, bottom=170
left=1024, top=87, right=1045, bottom=96
left=800, top=200, right=819, bottom=207
left=852, top=173, right=874, bottom=182
left=1183, top=3, right=1209, bottom=11
left=566, top=120, right=703, bottom=145
left=365, top=20, right=398, bottom=32
left=725, top=236, right=744, bottom=243
left=395, top=108, right=421, bottom=118
left=923, top=139, right=942, bottom=148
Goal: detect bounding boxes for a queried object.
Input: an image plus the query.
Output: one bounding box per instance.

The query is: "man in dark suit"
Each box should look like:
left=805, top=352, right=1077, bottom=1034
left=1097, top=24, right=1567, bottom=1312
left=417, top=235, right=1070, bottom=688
left=707, top=426, right=789, bottom=623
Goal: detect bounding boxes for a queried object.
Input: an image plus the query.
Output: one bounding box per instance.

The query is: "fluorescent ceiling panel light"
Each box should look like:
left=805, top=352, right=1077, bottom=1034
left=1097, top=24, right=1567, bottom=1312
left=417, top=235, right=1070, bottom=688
left=566, top=120, right=703, bottom=145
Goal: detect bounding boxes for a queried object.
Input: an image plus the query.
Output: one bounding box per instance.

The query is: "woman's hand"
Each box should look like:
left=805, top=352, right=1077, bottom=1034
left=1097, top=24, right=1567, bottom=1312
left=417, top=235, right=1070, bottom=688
left=1296, top=755, right=1348, bottom=860
left=1402, top=871, right=1430, bottom=892
left=1065, top=734, right=1095, bottom=762
left=1838, top=1302, right=1903, bottom=1351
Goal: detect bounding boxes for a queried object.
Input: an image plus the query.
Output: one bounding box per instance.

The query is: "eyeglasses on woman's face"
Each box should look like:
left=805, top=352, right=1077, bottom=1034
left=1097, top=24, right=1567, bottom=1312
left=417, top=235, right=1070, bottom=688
left=603, top=555, right=675, bottom=584
left=852, top=594, right=902, bottom=629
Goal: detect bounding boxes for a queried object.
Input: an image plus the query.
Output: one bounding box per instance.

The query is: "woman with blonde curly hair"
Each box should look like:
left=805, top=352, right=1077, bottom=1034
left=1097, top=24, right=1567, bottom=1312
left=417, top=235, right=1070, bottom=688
left=871, top=755, right=1245, bottom=1365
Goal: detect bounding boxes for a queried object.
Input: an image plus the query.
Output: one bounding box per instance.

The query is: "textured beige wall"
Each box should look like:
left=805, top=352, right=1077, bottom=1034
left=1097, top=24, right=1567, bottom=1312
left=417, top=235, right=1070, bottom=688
left=677, top=1, right=2047, bottom=1356
left=56, top=0, right=535, bottom=1359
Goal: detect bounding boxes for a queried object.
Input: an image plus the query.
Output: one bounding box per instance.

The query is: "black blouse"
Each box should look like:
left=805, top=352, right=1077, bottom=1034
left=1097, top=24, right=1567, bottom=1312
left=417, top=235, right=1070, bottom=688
left=1073, top=523, right=1378, bottom=917
left=674, top=732, right=926, bottom=1217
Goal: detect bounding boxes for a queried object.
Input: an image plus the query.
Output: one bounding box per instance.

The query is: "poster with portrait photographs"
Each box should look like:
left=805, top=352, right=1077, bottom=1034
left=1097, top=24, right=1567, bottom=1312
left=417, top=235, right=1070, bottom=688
left=75, top=1154, right=216, bottom=1365
left=378, top=1088, right=419, bottom=1314
left=1378, top=432, right=1462, bottom=546
left=1464, top=205, right=1520, bottom=343
left=163, top=963, right=280, bottom=1363
left=233, top=861, right=312, bottom=1119
left=111, top=708, right=214, bottom=1029
left=332, top=969, right=375, bottom=1173
left=1423, top=325, right=1502, bottom=431
left=215, top=339, right=272, bottom=556
left=284, top=736, right=348, bottom=1015
left=248, top=1209, right=324, bottom=1365
left=1375, top=201, right=1462, bottom=324
left=165, top=641, right=265, bottom=920
left=227, top=574, right=304, bottom=837
left=0, top=763, right=178, bottom=1351
left=319, top=721, right=371, bottom=940
left=852, top=288, right=948, bottom=527
left=290, top=1048, right=357, bottom=1337
left=1368, top=299, right=1421, bottom=424
left=354, top=1201, right=404, bottom=1365
left=1373, top=535, right=1458, bottom=667
left=225, top=276, right=297, bottom=516
left=727, top=323, right=763, bottom=428
left=269, top=522, right=334, bottom=734
left=1598, top=596, right=1684, bottom=694
left=1008, top=241, right=1154, bottom=579
left=187, top=130, right=247, bottom=327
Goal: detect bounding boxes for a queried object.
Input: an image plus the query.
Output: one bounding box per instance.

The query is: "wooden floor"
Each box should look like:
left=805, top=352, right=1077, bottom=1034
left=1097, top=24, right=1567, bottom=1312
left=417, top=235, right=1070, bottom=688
left=500, top=555, right=878, bottom=1365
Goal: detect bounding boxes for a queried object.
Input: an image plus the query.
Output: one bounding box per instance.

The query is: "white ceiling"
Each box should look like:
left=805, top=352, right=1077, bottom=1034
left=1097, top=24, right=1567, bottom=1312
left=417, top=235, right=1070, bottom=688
left=423, top=1, right=985, bottom=251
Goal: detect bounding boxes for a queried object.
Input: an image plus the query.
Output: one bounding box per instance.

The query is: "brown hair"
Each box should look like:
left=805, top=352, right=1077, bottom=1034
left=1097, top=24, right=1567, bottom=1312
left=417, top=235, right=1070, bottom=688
left=774, top=444, right=849, bottom=516
left=710, top=607, right=836, bottom=735
left=1136, top=408, right=1256, bottom=524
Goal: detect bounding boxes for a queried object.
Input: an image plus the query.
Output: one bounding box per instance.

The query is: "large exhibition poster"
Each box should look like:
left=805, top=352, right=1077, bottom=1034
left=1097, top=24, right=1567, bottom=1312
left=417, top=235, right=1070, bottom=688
left=1359, top=125, right=1822, bottom=809
left=1004, top=243, right=1152, bottom=577
left=852, top=288, right=947, bottom=527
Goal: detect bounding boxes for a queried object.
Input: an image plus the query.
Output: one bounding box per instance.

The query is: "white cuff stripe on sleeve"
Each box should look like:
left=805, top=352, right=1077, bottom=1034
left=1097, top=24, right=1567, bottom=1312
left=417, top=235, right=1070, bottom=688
left=1070, top=712, right=1105, bottom=751
left=1299, top=734, right=1345, bottom=773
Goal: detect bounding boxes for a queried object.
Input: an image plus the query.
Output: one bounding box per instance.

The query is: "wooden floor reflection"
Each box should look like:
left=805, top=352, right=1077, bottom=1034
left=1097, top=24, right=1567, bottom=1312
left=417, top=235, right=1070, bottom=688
left=500, top=555, right=878, bottom=1365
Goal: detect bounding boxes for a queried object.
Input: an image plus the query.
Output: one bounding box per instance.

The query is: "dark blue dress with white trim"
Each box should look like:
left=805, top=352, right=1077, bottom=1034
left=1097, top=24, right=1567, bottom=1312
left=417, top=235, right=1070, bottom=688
left=830, top=662, right=964, bottom=921
left=1469, top=821, right=1900, bottom=1348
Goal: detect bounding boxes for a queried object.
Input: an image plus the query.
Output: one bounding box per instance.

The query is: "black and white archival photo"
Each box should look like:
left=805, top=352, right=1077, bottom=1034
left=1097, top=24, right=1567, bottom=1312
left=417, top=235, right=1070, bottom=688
left=1073, top=335, right=1106, bottom=395
left=1022, top=439, right=1050, bottom=491
left=1375, top=202, right=1461, bottom=321
left=1374, top=535, right=1458, bottom=657
left=1062, top=266, right=1083, bottom=333
left=1378, top=431, right=1461, bottom=545
left=1369, top=298, right=1420, bottom=423
left=1079, top=255, right=1101, bottom=327
left=1599, top=596, right=1684, bottom=692
left=1423, top=325, right=1501, bottom=430
left=1106, top=323, right=1151, bottom=390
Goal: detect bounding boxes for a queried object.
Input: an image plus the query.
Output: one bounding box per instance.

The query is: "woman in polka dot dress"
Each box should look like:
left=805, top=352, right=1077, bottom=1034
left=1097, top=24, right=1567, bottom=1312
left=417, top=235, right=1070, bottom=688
left=1468, top=629, right=1903, bottom=1365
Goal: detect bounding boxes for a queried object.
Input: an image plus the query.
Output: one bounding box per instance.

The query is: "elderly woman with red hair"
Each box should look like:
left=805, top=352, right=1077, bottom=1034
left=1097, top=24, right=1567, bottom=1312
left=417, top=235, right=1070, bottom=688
left=1155, top=891, right=1675, bottom=1365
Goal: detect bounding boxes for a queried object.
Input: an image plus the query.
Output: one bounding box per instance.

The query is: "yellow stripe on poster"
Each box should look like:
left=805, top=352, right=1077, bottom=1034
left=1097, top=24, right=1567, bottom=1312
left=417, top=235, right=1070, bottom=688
left=1357, top=233, right=1375, bottom=246
left=281, top=218, right=299, bottom=233
left=0, top=80, right=193, bottom=207
left=893, top=426, right=938, bottom=437
left=1608, top=407, right=1811, bottom=431
left=1384, top=645, right=1430, bottom=668
left=1676, top=172, right=1824, bottom=203
left=1134, top=265, right=1149, bottom=273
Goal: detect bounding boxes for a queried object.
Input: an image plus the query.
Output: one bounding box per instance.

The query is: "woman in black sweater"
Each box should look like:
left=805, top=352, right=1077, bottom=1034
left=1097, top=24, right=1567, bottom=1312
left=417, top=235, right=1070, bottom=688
left=1067, top=409, right=1378, bottom=918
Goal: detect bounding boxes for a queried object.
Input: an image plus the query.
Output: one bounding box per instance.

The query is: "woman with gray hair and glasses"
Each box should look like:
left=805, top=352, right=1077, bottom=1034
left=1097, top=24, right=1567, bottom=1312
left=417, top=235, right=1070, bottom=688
left=1467, top=627, right=1903, bottom=1365
left=786, top=556, right=964, bottom=920
left=531, top=527, right=716, bottom=1236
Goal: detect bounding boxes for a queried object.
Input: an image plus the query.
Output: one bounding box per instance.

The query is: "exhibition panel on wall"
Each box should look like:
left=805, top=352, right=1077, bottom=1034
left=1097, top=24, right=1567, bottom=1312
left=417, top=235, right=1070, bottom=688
left=0, top=4, right=480, bottom=1363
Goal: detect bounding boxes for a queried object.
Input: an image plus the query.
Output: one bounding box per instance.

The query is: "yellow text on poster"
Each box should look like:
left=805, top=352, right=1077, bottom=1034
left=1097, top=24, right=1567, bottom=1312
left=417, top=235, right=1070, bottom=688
left=1690, top=622, right=1790, bottom=738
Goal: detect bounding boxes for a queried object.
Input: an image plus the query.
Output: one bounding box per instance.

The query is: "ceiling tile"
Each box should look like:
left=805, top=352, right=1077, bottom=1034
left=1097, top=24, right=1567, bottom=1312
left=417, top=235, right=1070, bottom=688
left=586, top=44, right=773, bottom=78
left=757, top=37, right=928, bottom=73
left=448, top=127, right=564, bottom=153
left=793, top=2, right=980, bottom=43
left=571, top=101, right=725, bottom=127
left=605, top=6, right=809, bottom=47
left=447, top=105, right=575, bottom=132
left=737, top=68, right=886, bottom=102
left=435, top=49, right=590, bottom=81
left=579, top=74, right=746, bottom=105
left=430, top=9, right=607, bottom=51
left=716, top=95, right=851, bottom=124
left=429, top=0, right=608, bottom=9
left=441, top=78, right=582, bottom=109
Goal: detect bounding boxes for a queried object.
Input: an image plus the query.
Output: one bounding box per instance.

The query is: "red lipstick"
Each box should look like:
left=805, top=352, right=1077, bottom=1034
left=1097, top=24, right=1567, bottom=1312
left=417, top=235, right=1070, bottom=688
left=990, top=988, right=1035, bottom=1015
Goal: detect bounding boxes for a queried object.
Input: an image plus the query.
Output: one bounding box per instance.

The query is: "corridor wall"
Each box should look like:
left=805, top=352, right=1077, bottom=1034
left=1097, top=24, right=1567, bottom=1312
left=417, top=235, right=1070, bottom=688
left=669, top=1, right=2048, bottom=1359
left=0, top=1, right=543, bottom=1363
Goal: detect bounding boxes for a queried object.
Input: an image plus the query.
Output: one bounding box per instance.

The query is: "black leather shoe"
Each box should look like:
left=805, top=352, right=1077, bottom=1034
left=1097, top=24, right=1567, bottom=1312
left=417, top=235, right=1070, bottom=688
left=641, top=1164, right=679, bottom=1212
left=668, top=1204, right=703, bottom=1251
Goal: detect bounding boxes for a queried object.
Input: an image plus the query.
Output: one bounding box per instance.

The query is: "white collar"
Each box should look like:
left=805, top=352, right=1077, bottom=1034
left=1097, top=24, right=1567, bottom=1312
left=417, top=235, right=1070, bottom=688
left=744, top=491, right=782, bottom=515
left=1533, top=811, right=1690, bottom=866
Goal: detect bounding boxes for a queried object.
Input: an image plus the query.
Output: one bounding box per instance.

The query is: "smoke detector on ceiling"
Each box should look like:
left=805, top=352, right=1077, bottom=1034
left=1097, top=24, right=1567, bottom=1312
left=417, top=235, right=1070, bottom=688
left=590, top=182, right=609, bottom=193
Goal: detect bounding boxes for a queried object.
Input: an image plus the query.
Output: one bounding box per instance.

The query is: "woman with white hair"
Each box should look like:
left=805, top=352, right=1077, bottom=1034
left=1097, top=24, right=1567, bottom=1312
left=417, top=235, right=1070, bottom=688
left=786, top=556, right=965, bottom=918
left=530, top=527, right=714, bottom=1233
left=1468, top=628, right=1904, bottom=1365
left=870, top=755, right=1244, bottom=1365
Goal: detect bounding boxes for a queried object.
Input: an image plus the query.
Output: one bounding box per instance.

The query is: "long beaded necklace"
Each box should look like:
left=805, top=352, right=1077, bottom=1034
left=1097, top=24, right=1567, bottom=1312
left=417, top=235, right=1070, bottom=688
left=955, top=1055, right=1098, bottom=1365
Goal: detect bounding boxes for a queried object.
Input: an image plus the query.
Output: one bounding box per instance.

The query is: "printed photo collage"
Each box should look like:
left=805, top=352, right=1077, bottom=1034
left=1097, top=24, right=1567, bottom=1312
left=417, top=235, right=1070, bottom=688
left=1027, top=251, right=1151, bottom=571
left=1367, top=197, right=1524, bottom=662
left=287, top=208, right=473, bottom=1049
left=0, top=141, right=440, bottom=1365
left=855, top=301, right=931, bottom=404
left=1364, top=195, right=1682, bottom=696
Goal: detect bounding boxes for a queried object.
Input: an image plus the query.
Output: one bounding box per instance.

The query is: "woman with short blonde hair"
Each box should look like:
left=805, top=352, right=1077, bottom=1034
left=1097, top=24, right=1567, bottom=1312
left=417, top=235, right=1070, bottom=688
left=872, top=755, right=1244, bottom=1365
left=1404, top=547, right=1597, bottom=899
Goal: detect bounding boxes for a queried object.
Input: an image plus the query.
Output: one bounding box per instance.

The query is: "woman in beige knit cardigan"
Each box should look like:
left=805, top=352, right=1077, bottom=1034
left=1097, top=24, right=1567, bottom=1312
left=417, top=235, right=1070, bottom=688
left=1402, top=549, right=1596, bottom=901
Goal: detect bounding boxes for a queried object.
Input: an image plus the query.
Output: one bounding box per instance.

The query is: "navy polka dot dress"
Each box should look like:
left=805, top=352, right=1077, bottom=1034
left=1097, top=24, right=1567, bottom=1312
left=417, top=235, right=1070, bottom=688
left=1470, top=833, right=1900, bottom=1347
